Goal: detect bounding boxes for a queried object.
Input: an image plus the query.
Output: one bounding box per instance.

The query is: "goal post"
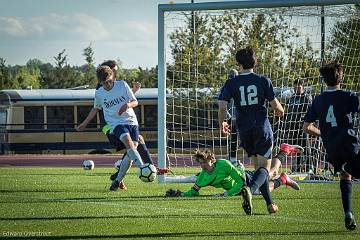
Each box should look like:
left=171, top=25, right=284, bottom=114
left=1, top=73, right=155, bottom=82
left=157, top=0, right=360, bottom=183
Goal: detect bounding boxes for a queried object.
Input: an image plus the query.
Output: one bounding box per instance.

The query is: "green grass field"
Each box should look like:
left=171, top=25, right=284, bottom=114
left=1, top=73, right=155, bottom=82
left=0, top=167, right=359, bottom=240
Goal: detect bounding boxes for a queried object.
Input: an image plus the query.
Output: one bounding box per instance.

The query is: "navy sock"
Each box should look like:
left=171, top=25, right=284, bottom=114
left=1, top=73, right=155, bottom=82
left=249, top=167, right=273, bottom=205
left=340, top=179, right=352, bottom=215
left=258, top=169, right=273, bottom=206
left=137, top=143, right=153, bottom=165
left=272, top=178, right=281, bottom=189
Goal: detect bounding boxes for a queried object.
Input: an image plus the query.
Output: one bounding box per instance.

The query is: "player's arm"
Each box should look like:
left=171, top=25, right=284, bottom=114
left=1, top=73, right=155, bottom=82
left=181, top=184, right=201, bottom=197
left=76, top=108, right=100, bottom=131
left=218, top=100, right=230, bottom=135
left=303, top=122, right=321, bottom=137
left=269, top=98, right=284, bottom=117
left=132, top=82, right=141, bottom=93
left=118, top=81, right=139, bottom=115
left=118, top=99, right=138, bottom=115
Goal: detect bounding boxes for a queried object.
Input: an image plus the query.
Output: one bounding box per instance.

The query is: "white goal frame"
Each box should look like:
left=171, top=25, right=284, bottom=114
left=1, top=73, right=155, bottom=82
left=157, top=0, right=360, bottom=183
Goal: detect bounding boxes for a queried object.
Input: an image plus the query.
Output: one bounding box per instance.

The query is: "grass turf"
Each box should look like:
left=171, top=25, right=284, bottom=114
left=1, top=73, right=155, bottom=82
left=0, top=167, right=359, bottom=239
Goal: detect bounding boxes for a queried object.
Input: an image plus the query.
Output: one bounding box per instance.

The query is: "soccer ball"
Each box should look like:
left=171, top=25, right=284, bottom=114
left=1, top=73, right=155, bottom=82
left=82, top=160, right=94, bottom=170
left=137, top=163, right=157, bottom=182
left=114, top=159, right=122, bottom=170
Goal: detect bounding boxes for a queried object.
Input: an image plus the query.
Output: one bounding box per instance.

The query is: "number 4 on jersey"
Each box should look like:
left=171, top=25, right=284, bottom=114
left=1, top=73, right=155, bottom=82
left=326, top=105, right=337, bottom=127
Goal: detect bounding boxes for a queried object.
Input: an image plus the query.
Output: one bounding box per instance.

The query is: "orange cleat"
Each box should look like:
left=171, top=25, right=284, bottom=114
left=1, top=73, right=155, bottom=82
left=280, top=143, right=304, bottom=155
left=267, top=203, right=279, bottom=214
left=280, top=172, right=300, bottom=190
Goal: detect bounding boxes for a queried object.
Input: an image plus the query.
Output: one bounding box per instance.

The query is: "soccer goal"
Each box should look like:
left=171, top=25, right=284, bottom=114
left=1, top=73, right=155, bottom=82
left=157, top=0, right=360, bottom=183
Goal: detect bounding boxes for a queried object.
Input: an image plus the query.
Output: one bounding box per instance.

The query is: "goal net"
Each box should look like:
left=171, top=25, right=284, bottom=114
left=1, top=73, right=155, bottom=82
left=157, top=0, right=360, bottom=183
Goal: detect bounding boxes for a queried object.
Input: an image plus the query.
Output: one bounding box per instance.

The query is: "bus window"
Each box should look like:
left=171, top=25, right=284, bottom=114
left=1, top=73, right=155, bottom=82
left=144, top=105, right=157, bottom=128
left=24, top=106, right=44, bottom=129
left=77, top=106, right=97, bottom=128
left=47, top=106, right=74, bottom=129
left=134, top=106, right=141, bottom=126
left=0, top=109, right=7, bottom=129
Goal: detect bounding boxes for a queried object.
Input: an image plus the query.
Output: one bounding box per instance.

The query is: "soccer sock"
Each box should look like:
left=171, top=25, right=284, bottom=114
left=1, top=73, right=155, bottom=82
left=272, top=178, right=282, bottom=189
left=249, top=167, right=269, bottom=194
left=127, top=148, right=144, bottom=168
left=137, top=143, right=153, bottom=165
left=256, top=168, right=273, bottom=206
left=115, top=155, right=131, bottom=182
left=276, top=152, right=287, bottom=162
left=340, top=179, right=352, bottom=215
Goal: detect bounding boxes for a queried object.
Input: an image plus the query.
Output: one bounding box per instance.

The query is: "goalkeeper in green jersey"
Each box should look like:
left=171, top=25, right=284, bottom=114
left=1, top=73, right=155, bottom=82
left=166, top=149, right=278, bottom=215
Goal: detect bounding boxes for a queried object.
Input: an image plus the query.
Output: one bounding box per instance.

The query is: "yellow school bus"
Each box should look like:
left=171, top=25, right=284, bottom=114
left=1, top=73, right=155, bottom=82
left=0, top=88, right=158, bottom=154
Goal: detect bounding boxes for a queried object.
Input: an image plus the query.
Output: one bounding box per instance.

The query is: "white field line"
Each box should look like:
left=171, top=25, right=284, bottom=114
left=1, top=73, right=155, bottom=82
left=2, top=193, right=339, bottom=225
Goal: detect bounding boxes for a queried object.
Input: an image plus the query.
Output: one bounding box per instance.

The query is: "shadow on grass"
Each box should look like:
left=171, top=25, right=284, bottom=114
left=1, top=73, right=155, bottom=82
left=0, top=230, right=354, bottom=239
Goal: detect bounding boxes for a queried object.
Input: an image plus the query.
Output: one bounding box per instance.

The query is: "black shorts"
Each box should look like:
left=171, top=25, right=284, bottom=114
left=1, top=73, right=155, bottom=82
left=326, top=132, right=360, bottom=178
left=238, top=127, right=273, bottom=159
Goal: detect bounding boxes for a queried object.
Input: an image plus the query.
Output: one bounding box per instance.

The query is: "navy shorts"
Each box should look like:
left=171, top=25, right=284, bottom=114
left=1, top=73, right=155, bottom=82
left=326, top=134, right=360, bottom=178
left=112, top=125, right=140, bottom=143
left=238, top=127, right=273, bottom=159
left=106, top=133, right=126, bottom=152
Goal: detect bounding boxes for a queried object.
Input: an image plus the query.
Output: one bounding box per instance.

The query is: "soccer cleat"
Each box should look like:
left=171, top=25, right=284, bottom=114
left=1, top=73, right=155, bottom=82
left=279, top=172, right=300, bottom=190
left=109, top=180, right=120, bottom=191
left=110, top=171, right=119, bottom=181
left=240, top=186, right=253, bottom=215
left=156, top=167, right=173, bottom=175
left=267, top=203, right=279, bottom=214
left=119, top=181, right=127, bottom=190
left=280, top=143, right=304, bottom=155
left=345, top=212, right=357, bottom=230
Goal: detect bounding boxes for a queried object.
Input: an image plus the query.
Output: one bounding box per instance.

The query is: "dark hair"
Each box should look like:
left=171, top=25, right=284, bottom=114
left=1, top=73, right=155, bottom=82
left=294, top=78, right=304, bottom=86
left=96, top=66, right=113, bottom=83
left=100, top=60, right=117, bottom=69
left=235, top=47, right=257, bottom=69
left=194, top=149, right=215, bottom=163
left=319, top=61, right=343, bottom=86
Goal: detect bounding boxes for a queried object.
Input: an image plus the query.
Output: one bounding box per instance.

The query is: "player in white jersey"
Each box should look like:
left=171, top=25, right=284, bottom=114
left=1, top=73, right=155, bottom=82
left=95, top=65, right=144, bottom=191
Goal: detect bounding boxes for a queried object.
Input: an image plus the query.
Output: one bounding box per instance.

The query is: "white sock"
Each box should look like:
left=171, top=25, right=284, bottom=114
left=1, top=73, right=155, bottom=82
left=115, top=155, right=132, bottom=182
left=126, top=148, right=144, bottom=168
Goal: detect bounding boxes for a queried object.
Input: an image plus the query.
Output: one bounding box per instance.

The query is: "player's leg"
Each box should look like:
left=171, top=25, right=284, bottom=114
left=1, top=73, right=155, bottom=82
left=270, top=173, right=300, bottom=191
left=269, top=143, right=304, bottom=178
left=137, top=135, right=153, bottom=165
left=119, top=126, right=143, bottom=168
left=110, top=126, right=144, bottom=190
left=340, top=171, right=357, bottom=230
left=106, top=132, right=128, bottom=189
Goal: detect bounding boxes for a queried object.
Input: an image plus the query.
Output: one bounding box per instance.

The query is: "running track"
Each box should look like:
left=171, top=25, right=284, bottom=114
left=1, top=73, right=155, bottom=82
left=0, top=155, right=196, bottom=167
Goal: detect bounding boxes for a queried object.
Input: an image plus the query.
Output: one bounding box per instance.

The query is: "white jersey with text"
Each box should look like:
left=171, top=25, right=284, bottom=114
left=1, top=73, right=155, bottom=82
left=94, top=80, right=138, bottom=132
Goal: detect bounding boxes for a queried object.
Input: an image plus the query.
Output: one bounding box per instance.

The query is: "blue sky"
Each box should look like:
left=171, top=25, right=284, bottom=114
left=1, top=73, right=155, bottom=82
left=0, top=0, right=199, bottom=68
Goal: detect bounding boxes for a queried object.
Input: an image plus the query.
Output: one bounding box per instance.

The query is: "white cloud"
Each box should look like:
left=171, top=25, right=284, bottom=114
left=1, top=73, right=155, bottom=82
left=0, top=13, right=110, bottom=41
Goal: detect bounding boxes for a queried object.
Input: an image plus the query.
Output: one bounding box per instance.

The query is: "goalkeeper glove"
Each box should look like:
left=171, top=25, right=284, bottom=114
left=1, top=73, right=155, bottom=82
left=165, top=188, right=182, bottom=197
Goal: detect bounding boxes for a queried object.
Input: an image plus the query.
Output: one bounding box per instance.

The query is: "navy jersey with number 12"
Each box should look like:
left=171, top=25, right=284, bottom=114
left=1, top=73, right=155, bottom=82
left=218, top=72, right=275, bottom=131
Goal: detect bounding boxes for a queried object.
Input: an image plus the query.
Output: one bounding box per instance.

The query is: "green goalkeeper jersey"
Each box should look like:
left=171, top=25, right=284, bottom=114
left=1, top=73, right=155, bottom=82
left=181, top=159, right=246, bottom=197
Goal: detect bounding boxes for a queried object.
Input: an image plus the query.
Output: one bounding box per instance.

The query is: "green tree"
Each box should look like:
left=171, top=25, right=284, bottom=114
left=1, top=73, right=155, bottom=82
left=0, top=58, right=11, bottom=89
left=12, top=66, right=41, bottom=89
left=82, top=43, right=97, bottom=87
left=329, top=4, right=360, bottom=91
left=43, top=49, right=82, bottom=88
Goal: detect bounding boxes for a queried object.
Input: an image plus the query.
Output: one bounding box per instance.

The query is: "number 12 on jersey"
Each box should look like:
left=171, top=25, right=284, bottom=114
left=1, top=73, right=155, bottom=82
left=239, top=85, right=258, bottom=106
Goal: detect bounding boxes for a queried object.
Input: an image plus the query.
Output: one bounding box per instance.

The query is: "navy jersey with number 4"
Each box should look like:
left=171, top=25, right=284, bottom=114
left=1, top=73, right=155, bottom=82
left=304, top=89, right=360, bottom=150
left=218, top=72, right=275, bottom=131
